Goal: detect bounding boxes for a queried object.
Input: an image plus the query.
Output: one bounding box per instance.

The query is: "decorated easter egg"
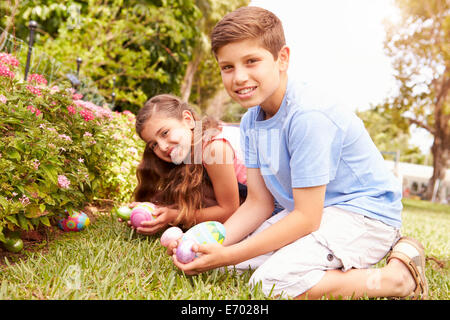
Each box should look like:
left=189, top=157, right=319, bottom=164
left=176, top=221, right=226, bottom=263
left=176, top=239, right=197, bottom=264
left=160, top=226, right=184, bottom=247
left=182, top=221, right=226, bottom=245
left=2, top=237, right=23, bottom=253
left=58, top=211, right=90, bottom=232
left=130, top=202, right=156, bottom=228
left=115, top=206, right=132, bottom=220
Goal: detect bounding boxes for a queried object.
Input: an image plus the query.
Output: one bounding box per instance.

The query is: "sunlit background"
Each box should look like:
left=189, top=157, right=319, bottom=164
left=250, top=0, right=433, bottom=153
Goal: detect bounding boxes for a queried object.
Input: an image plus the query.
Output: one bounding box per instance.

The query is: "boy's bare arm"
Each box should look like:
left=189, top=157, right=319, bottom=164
left=172, top=182, right=326, bottom=274
left=225, top=185, right=325, bottom=265
left=222, top=168, right=275, bottom=245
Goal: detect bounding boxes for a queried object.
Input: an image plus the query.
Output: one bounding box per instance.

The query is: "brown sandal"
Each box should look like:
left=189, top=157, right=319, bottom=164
left=386, top=236, right=429, bottom=299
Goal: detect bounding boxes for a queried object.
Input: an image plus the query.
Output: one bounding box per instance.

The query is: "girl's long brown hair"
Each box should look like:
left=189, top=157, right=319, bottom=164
left=134, top=94, right=219, bottom=229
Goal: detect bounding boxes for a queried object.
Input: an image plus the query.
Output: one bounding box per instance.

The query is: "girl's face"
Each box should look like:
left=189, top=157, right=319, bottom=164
left=140, top=111, right=195, bottom=164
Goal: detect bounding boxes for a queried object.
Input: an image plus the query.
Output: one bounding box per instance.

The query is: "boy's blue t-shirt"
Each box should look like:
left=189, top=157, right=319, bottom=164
left=240, top=79, right=403, bottom=228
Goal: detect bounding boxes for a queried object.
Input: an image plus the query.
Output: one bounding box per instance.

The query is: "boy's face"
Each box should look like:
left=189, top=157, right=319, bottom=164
left=216, top=39, right=289, bottom=112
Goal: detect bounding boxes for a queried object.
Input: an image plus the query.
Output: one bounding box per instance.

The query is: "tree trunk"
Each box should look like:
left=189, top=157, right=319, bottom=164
left=205, top=88, right=229, bottom=119
left=426, top=138, right=448, bottom=202
left=424, top=72, right=450, bottom=202
left=180, top=51, right=202, bottom=102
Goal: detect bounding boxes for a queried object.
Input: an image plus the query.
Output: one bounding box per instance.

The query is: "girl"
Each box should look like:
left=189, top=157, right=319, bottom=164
left=128, top=94, right=247, bottom=234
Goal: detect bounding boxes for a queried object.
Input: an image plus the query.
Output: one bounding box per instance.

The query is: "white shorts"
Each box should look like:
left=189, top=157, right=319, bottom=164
left=231, top=206, right=401, bottom=298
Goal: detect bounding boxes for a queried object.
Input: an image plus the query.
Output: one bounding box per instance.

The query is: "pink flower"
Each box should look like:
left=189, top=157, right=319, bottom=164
left=122, top=110, right=135, bottom=122
left=27, top=73, right=48, bottom=86
left=0, top=53, right=19, bottom=67
left=26, top=85, right=42, bottom=96
left=72, top=93, right=83, bottom=100
left=74, top=100, right=113, bottom=120
left=50, top=86, right=60, bottom=94
left=0, top=63, right=14, bottom=78
left=79, top=108, right=95, bottom=121
left=58, top=134, right=72, bottom=142
left=83, top=131, right=93, bottom=137
left=26, top=105, right=42, bottom=117
left=19, top=195, right=30, bottom=206
left=67, top=105, right=77, bottom=115
left=127, top=147, right=138, bottom=155
left=57, top=175, right=70, bottom=189
left=112, top=133, right=121, bottom=140
left=32, top=159, right=40, bottom=170
left=0, top=94, right=6, bottom=104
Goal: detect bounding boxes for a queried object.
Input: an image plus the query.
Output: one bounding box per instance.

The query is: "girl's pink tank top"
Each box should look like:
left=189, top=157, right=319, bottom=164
left=203, top=125, right=247, bottom=185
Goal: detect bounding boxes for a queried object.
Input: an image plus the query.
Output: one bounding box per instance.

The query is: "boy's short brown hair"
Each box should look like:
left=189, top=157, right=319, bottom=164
left=211, top=6, right=286, bottom=60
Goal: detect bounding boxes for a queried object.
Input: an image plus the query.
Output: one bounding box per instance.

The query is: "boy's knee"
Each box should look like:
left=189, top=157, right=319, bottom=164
left=249, top=266, right=287, bottom=297
left=249, top=262, right=327, bottom=299
left=249, top=268, right=275, bottom=296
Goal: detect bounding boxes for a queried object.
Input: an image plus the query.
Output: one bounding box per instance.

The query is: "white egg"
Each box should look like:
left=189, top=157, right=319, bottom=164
left=160, top=226, right=184, bottom=247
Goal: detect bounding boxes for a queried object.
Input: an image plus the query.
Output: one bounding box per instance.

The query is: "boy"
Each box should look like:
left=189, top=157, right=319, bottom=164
left=171, top=6, right=428, bottom=300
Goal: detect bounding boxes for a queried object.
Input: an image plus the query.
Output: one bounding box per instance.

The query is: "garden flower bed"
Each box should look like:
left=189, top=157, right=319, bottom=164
left=0, top=52, right=143, bottom=252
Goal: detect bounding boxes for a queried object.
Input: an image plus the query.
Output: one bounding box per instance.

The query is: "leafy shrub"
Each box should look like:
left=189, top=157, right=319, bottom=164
left=0, top=52, right=143, bottom=243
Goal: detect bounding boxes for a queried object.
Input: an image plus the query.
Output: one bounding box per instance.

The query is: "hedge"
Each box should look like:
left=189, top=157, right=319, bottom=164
left=0, top=52, right=143, bottom=244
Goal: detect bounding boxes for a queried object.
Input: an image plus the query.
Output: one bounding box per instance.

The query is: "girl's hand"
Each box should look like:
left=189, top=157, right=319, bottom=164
left=172, top=242, right=230, bottom=275
left=136, top=207, right=178, bottom=235
left=117, top=202, right=140, bottom=223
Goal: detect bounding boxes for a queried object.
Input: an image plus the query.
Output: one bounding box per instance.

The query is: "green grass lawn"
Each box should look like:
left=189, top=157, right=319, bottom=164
left=0, top=199, right=448, bottom=300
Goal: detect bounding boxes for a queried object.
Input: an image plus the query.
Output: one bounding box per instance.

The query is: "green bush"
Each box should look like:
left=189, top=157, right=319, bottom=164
left=0, top=52, right=143, bottom=244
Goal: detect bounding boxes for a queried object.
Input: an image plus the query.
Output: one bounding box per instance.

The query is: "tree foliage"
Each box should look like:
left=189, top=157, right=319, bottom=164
left=2, top=0, right=203, bottom=113
left=357, top=108, right=426, bottom=164
left=379, top=0, right=449, bottom=200
left=176, top=0, right=248, bottom=115
left=1, top=0, right=251, bottom=116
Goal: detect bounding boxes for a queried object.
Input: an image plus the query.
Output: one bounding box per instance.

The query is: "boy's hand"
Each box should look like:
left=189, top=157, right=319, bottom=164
left=166, top=238, right=180, bottom=256
left=172, top=242, right=229, bottom=275
left=136, top=207, right=177, bottom=235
